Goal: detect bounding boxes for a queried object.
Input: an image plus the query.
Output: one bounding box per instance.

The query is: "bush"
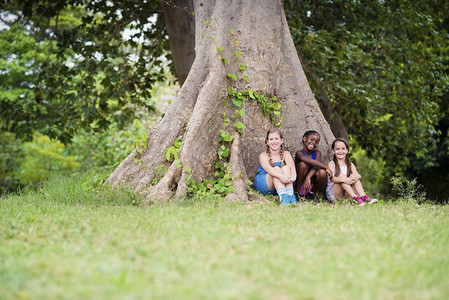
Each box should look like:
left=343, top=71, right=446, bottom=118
left=0, top=132, right=23, bottom=193
left=16, top=132, right=80, bottom=186
left=391, top=176, right=428, bottom=204
left=67, top=118, right=149, bottom=168
left=351, top=145, right=389, bottom=196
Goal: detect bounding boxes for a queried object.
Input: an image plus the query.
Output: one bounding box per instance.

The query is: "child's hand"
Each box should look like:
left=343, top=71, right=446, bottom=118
left=326, top=168, right=333, bottom=179
left=304, top=177, right=312, bottom=191
left=349, top=174, right=360, bottom=181
left=280, top=175, right=292, bottom=184
left=344, top=177, right=355, bottom=185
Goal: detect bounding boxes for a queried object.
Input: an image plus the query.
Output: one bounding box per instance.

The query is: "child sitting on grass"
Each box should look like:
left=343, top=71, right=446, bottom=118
left=326, top=138, right=377, bottom=206
left=254, top=128, right=297, bottom=205
left=294, top=130, right=332, bottom=201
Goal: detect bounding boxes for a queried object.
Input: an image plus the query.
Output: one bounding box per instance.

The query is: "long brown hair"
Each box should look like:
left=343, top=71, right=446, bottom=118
left=265, top=128, right=285, bottom=167
left=331, top=138, right=352, bottom=177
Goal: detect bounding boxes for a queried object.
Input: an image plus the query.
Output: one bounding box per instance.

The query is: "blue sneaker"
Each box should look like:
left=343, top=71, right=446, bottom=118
left=288, top=194, right=298, bottom=205
left=279, top=194, right=290, bottom=205
left=280, top=194, right=297, bottom=205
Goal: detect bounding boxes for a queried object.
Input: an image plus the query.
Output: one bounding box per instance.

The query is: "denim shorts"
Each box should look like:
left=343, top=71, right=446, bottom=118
left=254, top=174, right=276, bottom=195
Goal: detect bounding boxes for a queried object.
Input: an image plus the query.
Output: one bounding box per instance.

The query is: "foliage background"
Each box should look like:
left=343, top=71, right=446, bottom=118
left=284, top=0, right=449, bottom=200
left=0, top=0, right=448, bottom=201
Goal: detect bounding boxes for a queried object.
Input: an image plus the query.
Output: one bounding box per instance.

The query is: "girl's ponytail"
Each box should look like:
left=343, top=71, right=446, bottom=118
left=280, top=144, right=286, bottom=167
left=266, top=144, right=275, bottom=167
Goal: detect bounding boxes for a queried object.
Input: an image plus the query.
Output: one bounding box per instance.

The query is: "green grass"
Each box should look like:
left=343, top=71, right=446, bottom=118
left=1, top=170, right=449, bottom=299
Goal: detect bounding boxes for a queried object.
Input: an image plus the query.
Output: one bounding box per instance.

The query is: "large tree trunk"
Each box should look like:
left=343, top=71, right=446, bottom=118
left=105, top=0, right=334, bottom=202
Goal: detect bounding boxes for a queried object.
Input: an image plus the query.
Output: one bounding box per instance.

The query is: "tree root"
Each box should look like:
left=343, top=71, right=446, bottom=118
left=225, top=132, right=249, bottom=202
left=175, top=171, right=188, bottom=198
left=248, top=192, right=272, bottom=204
left=144, top=161, right=182, bottom=204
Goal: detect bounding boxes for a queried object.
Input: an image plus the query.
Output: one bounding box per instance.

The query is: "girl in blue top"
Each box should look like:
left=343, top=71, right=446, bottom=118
left=294, top=131, right=332, bottom=201
left=254, top=128, right=297, bottom=205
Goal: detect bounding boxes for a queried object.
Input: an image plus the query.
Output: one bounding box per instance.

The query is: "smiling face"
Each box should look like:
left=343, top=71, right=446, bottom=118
left=266, top=132, right=283, bottom=152
left=332, top=140, right=349, bottom=160
left=302, top=133, right=320, bottom=151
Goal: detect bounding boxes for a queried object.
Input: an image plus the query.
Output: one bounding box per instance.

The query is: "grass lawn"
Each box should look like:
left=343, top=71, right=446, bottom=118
left=1, top=170, right=448, bottom=299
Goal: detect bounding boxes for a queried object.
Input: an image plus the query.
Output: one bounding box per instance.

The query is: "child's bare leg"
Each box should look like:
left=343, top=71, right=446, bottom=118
left=266, top=173, right=275, bottom=190
left=273, top=166, right=296, bottom=204
left=312, top=169, right=327, bottom=193
left=272, top=177, right=285, bottom=190
left=353, top=180, right=366, bottom=196
left=295, top=161, right=308, bottom=193
left=281, top=165, right=294, bottom=188
left=341, top=183, right=357, bottom=198
left=272, top=166, right=288, bottom=190
left=332, top=183, right=344, bottom=199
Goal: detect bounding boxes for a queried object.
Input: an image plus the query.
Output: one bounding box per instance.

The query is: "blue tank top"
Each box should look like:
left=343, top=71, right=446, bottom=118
left=300, top=150, right=316, bottom=170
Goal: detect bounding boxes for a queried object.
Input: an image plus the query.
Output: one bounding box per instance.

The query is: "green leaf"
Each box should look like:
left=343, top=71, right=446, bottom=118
left=232, top=99, right=242, bottom=108
left=235, top=109, right=245, bottom=117
left=219, top=130, right=234, bottom=142
left=234, top=122, right=246, bottom=134
left=217, top=145, right=230, bottom=159
left=227, top=73, right=237, bottom=80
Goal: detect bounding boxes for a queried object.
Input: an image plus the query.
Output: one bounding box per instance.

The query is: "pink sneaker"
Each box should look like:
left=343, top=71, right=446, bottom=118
left=299, top=184, right=314, bottom=196
left=361, top=195, right=378, bottom=204
left=352, top=196, right=366, bottom=207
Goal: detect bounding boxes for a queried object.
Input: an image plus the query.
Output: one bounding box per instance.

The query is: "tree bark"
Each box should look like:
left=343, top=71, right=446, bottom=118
left=161, top=0, right=195, bottom=86
left=105, top=0, right=334, bottom=202
left=316, top=93, right=349, bottom=141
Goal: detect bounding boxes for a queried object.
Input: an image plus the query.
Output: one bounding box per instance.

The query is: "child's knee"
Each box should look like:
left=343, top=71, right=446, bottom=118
left=281, top=165, right=290, bottom=171
left=281, top=165, right=292, bottom=175
left=297, top=161, right=308, bottom=170
left=316, top=169, right=326, bottom=179
left=332, top=184, right=343, bottom=198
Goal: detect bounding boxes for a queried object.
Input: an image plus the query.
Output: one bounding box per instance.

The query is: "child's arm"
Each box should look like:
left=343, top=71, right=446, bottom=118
left=328, top=161, right=353, bottom=184
left=349, top=163, right=362, bottom=181
left=315, top=150, right=333, bottom=178
left=259, top=153, right=291, bottom=184
left=298, top=150, right=333, bottom=178
left=296, top=150, right=328, bottom=170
